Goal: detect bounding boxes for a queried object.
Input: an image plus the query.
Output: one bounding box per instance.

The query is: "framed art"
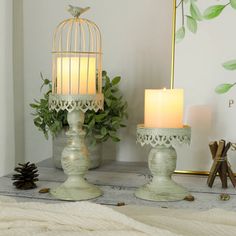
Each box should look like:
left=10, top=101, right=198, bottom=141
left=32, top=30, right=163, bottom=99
left=173, top=0, right=236, bottom=174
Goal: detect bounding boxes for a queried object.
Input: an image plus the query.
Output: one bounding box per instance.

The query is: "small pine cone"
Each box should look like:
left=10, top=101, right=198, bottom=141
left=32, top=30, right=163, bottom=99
left=12, top=162, right=39, bottom=190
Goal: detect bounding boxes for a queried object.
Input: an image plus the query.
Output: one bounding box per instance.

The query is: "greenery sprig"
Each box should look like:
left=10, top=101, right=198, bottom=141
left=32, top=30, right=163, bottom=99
left=176, top=0, right=236, bottom=43
left=30, top=71, right=128, bottom=145
left=215, top=60, right=236, bottom=94
left=176, top=0, right=236, bottom=94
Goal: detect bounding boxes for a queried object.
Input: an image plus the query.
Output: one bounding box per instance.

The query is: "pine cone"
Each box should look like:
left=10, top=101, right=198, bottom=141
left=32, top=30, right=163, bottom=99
left=12, top=162, right=39, bottom=190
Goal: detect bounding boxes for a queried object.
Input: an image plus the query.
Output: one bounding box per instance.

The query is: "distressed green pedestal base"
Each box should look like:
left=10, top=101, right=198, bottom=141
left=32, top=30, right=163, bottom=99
left=135, top=177, right=188, bottom=202
left=50, top=176, right=102, bottom=201
left=50, top=109, right=103, bottom=201
left=135, top=146, right=189, bottom=201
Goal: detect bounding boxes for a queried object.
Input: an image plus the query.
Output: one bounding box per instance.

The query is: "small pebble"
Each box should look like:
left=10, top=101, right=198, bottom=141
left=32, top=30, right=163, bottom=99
left=184, top=195, right=195, bottom=201
left=39, top=188, right=50, bottom=193
left=117, top=202, right=125, bottom=206
left=219, top=193, right=230, bottom=201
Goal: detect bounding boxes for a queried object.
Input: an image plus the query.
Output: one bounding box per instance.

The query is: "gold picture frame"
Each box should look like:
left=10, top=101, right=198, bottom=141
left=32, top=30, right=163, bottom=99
left=172, top=0, right=236, bottom=176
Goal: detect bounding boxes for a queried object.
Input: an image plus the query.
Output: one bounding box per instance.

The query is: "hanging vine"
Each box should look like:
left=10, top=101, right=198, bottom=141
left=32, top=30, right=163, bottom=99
left=176, top=0, right=236, bottom=42
left=175, top=0, right=236, bottom=94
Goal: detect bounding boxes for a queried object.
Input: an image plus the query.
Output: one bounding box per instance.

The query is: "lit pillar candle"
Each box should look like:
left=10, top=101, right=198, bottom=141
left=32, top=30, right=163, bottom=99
left=144, top=89, right=184, bottom=128
left=57, top=57, right=96, bottom=95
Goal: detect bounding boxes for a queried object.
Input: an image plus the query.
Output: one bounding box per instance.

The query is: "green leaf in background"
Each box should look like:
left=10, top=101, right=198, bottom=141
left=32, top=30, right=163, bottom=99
left=190, top=3, right=202, bottom=21
left=175, top=26, right=185, bottom=43
left=105, top=98, right=112, bottom=107
left=112, top=76, right=121, bottom=86
left=215, top=83, right=236, bottom=94
left=203, top=5, right=226, bottom=20
left=222, top=60, right=236, bottom=70
left=101, top=127, right=107, bottom=136
left=95, top=113, right=107, bottom=122
left=230, top=0, right=236, bottom=9
left=111, top=137, right=120, bottom=142
left=186, top=16, right=197, bottom=33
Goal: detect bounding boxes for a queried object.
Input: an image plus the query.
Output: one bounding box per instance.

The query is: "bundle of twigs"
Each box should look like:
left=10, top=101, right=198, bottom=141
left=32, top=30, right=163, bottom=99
left=208, top=140, right=236, bottom=188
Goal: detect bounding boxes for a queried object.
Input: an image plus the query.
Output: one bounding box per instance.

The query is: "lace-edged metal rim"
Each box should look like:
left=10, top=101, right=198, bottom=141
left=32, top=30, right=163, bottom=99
left=137, top=124, right=191, bottom=148
left=49, top=94, right=104, bottom=112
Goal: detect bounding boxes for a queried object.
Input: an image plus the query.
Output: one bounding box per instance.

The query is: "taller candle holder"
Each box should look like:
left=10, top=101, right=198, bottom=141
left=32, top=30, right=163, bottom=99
left=135, top=125, right=191, bottom=201
left=49, top=6, right=103, bottom=201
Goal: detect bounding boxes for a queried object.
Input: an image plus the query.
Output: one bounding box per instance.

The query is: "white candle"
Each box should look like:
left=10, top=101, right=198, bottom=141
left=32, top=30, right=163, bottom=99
left=56, top=57, right=96, bottom=95
left=144, top=89, right=184, bottom=128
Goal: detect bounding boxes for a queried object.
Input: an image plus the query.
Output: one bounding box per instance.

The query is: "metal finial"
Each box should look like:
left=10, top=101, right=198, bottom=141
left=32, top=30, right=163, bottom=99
left=67, top=5, right=90, bottom=18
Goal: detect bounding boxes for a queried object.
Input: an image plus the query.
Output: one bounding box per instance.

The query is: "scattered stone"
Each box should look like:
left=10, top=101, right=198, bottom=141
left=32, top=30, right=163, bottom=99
left=184, top=195, right=195, bottom=201
left=219, top=193, right=230, bottom=201
left=117, top=202, right=125, bottom=206
left=39, top=188, right=50, bottom=193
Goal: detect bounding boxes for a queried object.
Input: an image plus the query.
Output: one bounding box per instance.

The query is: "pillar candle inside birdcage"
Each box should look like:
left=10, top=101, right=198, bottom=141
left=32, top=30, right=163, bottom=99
left=56, top=56, right=96, bottom=95
left=51, top=16, right=102, bottom=97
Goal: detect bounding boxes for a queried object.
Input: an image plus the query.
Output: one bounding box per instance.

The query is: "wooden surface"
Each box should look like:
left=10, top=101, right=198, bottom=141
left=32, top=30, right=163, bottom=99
left=0, top=159, right=236, bottom=210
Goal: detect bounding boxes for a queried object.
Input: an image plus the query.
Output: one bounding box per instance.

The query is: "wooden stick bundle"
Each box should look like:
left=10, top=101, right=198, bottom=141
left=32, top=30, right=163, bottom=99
left=207, top=140, right=236, bottom=188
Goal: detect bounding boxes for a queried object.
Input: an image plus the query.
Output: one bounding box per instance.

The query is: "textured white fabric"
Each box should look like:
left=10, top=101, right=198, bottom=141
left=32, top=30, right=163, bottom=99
left=0, top=197, right=178, bottom=236
left=1, top=197, right=236, bottom=236
left=116, top=205, right=236, bottom=236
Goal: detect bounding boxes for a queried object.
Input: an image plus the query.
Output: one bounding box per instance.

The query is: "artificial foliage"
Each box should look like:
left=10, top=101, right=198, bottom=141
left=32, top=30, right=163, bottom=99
left=176, top=0, right=236, bottom=43
left=12, top=162, right=39, bottom=190
left=30, top=71, right=128, bottom=145
left=175, top=0, right=236, bottom=94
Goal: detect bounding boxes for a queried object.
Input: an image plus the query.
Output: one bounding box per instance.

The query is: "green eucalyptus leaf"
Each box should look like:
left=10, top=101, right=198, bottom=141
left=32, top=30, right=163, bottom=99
left=190, top=3, right=202, bottom=21
left=44, top=79, right=50, bottom=85
left=101, top=127, right=107, bottom=136
left=230, top=0, right=236, bottom=9
left=94, top=134, right=105, bottom=139
left=95, top=113, right=107, bottom=121
left=215, top=83, right=235, bottom=94
left=222, top=60, right=236, bottom=70
left=105, top=98, right=112, bottom=107
left=203, top=5, right=226, bottom=20
left=105, top=88, right=112, bottom=97
left=112, top=76, right=121, bottom=86
left=186, top=15, right=197, bottom=33
left=175, top=26, right=185, bottom=43
left=40, top=72, right=44, bottom=80
left=102, top=71, right=107, bottom=77
left=111, top=137, right=120, bottom=142
left=88, top=118, right=95, bottom=129
left=30, top=103, right=39, bottom=108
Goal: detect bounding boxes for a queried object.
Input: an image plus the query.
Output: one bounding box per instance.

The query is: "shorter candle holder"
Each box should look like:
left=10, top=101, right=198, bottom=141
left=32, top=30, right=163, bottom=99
left=135, top=125, right=191, bottom=201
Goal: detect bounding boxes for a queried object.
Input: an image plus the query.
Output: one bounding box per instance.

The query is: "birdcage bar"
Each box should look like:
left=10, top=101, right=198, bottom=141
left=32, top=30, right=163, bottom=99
left=52, top=16, right=102, bottom=96
left=74, top=21, right=78, bottom=51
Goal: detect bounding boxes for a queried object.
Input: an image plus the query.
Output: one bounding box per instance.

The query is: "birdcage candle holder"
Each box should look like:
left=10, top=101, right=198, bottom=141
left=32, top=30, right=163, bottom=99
left=49, top=6, right=103, bottom=201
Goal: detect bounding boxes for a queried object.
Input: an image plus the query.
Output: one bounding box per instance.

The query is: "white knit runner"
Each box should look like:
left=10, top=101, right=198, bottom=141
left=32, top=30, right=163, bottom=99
left=0, top=196, right=178, bottom=236
left=0, top=196, right=236, bottom=236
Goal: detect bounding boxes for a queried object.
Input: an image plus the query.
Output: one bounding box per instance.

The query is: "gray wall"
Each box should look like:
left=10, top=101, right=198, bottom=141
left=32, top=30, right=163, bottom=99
left=0, top=0, right=15, bottom=176
left=16, top=0, right=173, bottom=164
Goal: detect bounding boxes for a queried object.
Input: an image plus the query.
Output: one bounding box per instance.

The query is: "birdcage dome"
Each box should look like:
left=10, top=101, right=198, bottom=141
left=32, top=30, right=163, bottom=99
left=52, top=17, right=101, bottom=55
left=49, top=8, right=103, bottom=113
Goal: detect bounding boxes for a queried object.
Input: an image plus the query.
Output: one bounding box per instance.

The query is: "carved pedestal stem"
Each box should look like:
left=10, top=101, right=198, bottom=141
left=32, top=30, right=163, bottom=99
left=50, top=109, right=102, bottom=201
left=135, top=145, right=189, bottom=201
